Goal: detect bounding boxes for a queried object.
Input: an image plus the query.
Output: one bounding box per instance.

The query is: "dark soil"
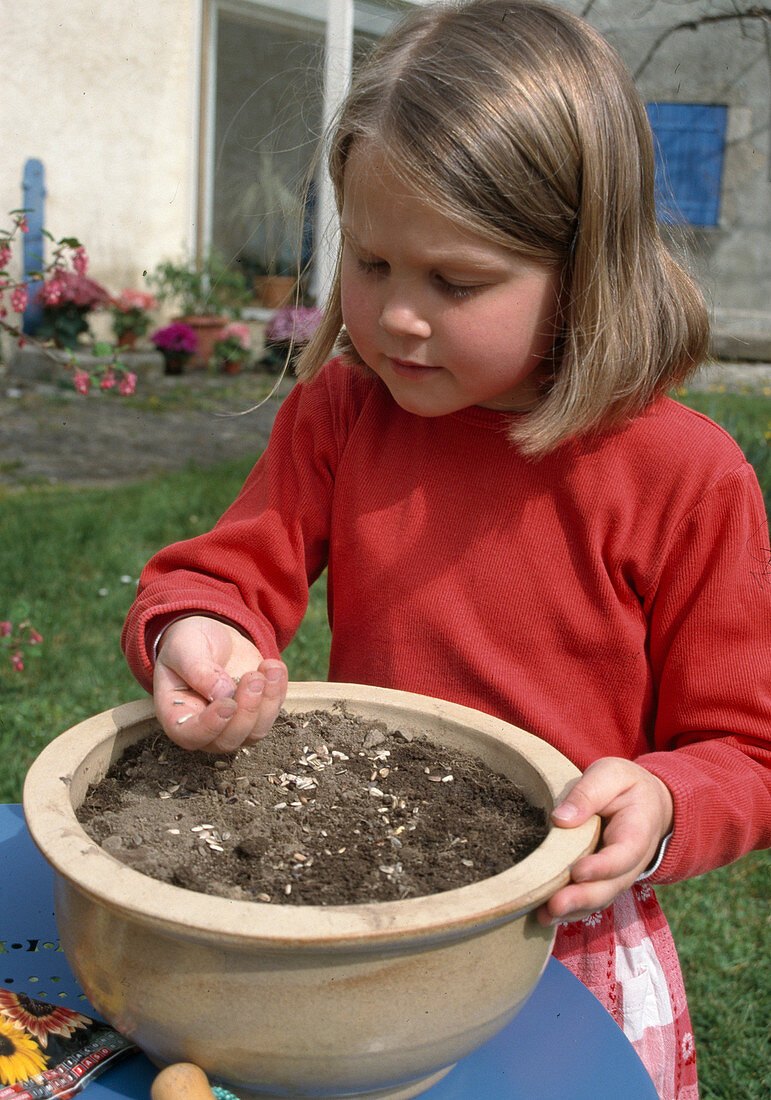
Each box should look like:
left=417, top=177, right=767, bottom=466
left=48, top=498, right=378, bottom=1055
left=76, top=707, right=548, bottom=906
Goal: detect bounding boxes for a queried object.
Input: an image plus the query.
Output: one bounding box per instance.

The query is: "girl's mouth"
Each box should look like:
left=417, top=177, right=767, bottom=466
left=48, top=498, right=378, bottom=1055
left=388, top=358, right=442, bottom=379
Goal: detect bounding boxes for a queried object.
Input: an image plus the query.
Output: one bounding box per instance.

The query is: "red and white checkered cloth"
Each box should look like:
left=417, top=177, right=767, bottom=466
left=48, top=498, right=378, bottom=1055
left=553, top=883, right=698, bottom=1100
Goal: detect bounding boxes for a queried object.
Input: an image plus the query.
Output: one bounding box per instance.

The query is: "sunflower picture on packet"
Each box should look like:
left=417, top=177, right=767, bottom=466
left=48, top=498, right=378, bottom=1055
left=0, top=992, right=136, bottom=1099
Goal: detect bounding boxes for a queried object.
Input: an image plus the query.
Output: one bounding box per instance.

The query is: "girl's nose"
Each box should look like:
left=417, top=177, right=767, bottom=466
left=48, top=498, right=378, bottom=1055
left=378, top=294, right=432, bottom=340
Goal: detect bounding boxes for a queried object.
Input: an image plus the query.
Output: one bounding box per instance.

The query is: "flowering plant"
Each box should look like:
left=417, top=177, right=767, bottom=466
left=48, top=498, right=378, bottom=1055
left=151, top=322, right=198, bottom=355
left=262, top=305, right=323, bottom=373
left=0, top=618, right=43, bottom=672
left=68, top=341, right=138, bottom=396
left=1, top=211, right=137, bottom=398
left=213, top=321, right=252, bottom=368
left=34, top=268, right=110, bottom=350
left=265, top=305, right=323, bottom=346
left=110, top=288, right=158, bottom=340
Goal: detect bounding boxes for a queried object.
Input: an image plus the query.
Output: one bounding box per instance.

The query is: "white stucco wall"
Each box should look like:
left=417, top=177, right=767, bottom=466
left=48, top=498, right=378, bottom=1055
left=3, top=0, right=200, bottom=296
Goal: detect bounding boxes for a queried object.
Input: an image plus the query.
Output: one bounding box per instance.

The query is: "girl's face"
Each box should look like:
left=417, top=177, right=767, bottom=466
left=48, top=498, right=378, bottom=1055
left=340, top=146, right=563, bottom=418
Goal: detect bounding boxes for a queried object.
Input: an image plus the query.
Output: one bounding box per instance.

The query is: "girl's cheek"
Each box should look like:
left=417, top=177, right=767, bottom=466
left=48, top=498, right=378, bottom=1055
left=341, top=278, right=374, bottom=346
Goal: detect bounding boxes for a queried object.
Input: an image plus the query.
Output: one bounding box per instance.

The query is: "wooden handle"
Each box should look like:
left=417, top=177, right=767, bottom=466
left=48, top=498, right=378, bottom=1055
left=151, top=1063, right=212, bottom=1100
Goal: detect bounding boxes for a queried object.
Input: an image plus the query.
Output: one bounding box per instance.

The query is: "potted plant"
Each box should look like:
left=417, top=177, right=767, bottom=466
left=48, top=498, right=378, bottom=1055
left=150, top=254, right=250, bottom=369
left=262, top=304, right=323, bottom=373
left=212, top=321, right=252, bottom=374
left=235, top=152, right=305, bottom=308
left=34, top=270, right=110, bottom=351
left=23, top=684, right=598, bottom=1100
left=109, top=289, right=158, bottom=348
left=150, top=322, right=198, bottom=375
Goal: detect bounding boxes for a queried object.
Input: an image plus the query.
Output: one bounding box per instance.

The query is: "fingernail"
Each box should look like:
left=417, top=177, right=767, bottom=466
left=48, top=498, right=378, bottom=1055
left=552, top=802, right=578, bottom=823
left=265, top=667, right=282, bottom=683
left=214, top=699, right=237, bottom=721
left=246, top=675, right=265, bottom=695
left=209, top=675, right=235, bottom=701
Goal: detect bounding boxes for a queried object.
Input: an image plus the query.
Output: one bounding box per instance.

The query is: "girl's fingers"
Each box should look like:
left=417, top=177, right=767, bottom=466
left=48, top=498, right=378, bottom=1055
left=162, top=660, right=288, bottom=752
left=202, top=663, right=288, bottom=752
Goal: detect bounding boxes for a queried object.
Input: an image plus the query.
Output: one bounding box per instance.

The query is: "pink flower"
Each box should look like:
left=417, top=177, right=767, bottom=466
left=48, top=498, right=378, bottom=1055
left=39, top=277, right=63, bottom=306
left=265, top=305, right=323, bottom=345
left=100, top=369, right=117, bottom=390
left=221, top=321, right=251, bottom=349
left=0, top=622, right=11, bottom=637
left=11, top=653, right=24, bottom=671
left=118, top=371, right=137, bottom=396
left=112, top=288, right=157, bottom=312
left=10, top=286, right=28, bottom=313
left=72, top=246, right=89, bottom=275
left=0, top=244, right=11, bottom=270
left=37, top=271, right=107, bottom=309
left=19, top=216, right=28, bottom=234
left=73, top=370, right=91, bottom=395
left=28, top=629, right=43, bottom=644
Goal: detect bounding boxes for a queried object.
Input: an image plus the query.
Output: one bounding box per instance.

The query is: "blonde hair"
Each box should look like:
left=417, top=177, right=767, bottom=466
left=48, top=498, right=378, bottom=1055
left=296, top=0, right=709, bottom=455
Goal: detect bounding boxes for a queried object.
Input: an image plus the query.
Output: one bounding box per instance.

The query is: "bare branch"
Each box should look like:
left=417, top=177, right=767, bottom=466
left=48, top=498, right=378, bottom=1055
left=633, top=7, right=771, bottom=78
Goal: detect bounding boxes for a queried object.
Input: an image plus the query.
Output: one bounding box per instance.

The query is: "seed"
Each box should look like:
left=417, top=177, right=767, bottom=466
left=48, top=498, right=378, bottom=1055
left=159, top=791, right=171, bottom=799
left=293, top=852, right=307, bottom=862
left=461, top=859, right=474, bottom=867
left=331, top=750, right=349, bottom=760
left=427, top=775, right=443, bottom=783
left=284, top=884, right=292, bottom=895
left=441, top=775, right=454, bottom=783
left=208, top=843, right=224, bottom=852
left=369, top=787, right=384, bottom=798
left=257, top=893, right=271, bottom=902
left=176, top=714, right=193, bottom=725
left=166, top=828, right=181, bottom=835
left=273, top=802, right=288, bottom=810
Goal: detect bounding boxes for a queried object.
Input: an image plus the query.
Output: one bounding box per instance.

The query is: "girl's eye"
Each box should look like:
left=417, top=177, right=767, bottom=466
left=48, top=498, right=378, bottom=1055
left=356, top=256, right=388, bottom=276
left=433, top=274, right=478, bottom=300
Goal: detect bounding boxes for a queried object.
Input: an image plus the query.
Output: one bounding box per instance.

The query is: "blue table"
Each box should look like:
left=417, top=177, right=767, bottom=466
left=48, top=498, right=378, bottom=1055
left=1, top=804, right=657, bottom=1098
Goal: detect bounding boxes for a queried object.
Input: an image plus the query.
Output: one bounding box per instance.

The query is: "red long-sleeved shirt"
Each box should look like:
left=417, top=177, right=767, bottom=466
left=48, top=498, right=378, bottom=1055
left=123, top=359, right=771, bottom=884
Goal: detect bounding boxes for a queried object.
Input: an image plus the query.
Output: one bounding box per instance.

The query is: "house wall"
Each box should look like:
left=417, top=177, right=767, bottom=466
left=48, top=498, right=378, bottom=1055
left=564, top=0, right=770, bottom=318
left=3, top=0, right=200, bottom=297
left=3, top=0, right=768, bottom=324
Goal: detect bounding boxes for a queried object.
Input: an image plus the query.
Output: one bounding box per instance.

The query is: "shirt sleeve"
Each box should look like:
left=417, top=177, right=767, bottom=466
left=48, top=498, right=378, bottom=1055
left=121, top=369, right=347, bottom=692
left=635, top=463, right=771, bottom=882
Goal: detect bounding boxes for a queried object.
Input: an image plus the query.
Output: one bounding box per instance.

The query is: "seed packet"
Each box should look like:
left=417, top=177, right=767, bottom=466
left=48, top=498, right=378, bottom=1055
left=0, top=992, right=137, bottom=1100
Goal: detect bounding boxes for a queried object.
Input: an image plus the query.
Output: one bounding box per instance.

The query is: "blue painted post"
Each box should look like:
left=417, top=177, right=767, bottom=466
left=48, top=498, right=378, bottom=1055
left=21, top=158, right=46, bottom=334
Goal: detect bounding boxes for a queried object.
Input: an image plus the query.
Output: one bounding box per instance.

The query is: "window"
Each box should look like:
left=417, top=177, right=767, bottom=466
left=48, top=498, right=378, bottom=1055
left=203, top=1, right=415, bottom=299
left=646, top=103, right=728, bottom=228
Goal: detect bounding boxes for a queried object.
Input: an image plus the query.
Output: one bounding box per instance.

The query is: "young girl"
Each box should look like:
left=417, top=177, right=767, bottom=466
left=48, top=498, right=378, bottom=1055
left=122, top=3, right=770, bottom=1097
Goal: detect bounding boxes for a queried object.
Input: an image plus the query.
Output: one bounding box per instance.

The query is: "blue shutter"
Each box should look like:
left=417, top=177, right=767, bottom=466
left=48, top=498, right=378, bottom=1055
left=21, top=158, right=46, bottom=334
left=646, top=103, right=727, bottom=227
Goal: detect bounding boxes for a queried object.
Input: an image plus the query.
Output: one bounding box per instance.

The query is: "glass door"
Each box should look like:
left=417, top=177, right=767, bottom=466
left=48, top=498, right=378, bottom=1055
left=203, top=0, right=417, bottom=304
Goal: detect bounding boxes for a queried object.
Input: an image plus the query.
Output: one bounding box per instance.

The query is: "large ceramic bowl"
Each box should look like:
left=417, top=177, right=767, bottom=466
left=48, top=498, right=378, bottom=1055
left=23, top=684, right=599, bottom=1100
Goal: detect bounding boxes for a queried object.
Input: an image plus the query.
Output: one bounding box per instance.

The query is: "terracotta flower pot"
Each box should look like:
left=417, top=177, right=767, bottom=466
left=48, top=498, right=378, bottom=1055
left=23, top=685, right=598, bottom=1100
left=253, top=275, right=296, bottom=310
left=176, top=315, right=228, bottom=370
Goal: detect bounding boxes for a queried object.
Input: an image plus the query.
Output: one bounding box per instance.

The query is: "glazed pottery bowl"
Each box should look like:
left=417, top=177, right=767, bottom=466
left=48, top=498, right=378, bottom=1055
left=23, top=684, right=599, bottom=1100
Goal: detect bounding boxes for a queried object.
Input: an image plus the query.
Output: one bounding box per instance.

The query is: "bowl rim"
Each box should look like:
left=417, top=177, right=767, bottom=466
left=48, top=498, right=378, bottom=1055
left=23, top=684, right=600, bottom=950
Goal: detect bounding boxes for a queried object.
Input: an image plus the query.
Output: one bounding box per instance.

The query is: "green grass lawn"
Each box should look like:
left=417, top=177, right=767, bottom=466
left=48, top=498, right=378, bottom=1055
left=0, top=388, right=768, bottom=1097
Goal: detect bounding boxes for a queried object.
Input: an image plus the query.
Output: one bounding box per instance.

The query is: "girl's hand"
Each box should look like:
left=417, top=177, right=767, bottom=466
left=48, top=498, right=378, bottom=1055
left=153, top=615, right=288, bottom=752
left=536, top=757, right=674, bottom=926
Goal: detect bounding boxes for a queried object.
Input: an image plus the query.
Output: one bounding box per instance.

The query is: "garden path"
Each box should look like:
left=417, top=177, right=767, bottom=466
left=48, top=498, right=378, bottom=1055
left=1, top=360, right=768, bottom=490
left=0, top=371, right=290, bottom=490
